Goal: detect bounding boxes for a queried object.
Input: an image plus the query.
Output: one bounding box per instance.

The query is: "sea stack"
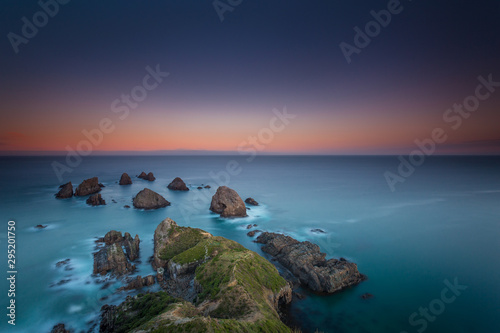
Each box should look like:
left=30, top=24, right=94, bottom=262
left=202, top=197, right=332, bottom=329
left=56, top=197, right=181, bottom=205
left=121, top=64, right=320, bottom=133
left=74, top=177, right=101, bottom=196
left=93, top=230, right=140, bottom=276
left=167, top=177, right=189, bottom=191
left=138, top=171, right=155, bottom=181
left=86, top=193, right=106, bottom=206
left=55, top=182, right=73, bottom=199
left=133, top=188, right=170, bottom=209
left=119, top=173, right=132, bottom=185
left=209, top=186, right=247, bottom=217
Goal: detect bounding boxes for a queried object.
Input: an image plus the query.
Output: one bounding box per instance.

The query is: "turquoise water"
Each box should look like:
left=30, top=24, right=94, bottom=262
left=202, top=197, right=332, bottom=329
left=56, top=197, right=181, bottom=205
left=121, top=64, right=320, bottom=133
left=0, top=156, right=499, bottom=332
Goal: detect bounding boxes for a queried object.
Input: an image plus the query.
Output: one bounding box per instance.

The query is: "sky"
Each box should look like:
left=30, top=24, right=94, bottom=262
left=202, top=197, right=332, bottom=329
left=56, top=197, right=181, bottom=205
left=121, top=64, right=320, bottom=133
left=1, top=0, right=500, bottom=155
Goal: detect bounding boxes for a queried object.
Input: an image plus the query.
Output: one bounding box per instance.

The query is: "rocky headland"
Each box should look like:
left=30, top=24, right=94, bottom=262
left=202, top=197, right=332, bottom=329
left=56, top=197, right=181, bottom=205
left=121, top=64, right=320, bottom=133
left=255, top=232, right=366, bottom=293
left=99, top=218, right=293, bottom=332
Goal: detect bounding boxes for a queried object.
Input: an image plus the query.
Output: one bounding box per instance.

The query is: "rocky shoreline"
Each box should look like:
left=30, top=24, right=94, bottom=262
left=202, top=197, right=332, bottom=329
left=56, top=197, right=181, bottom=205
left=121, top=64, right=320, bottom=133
left=50, top=174, right=366, bottom=332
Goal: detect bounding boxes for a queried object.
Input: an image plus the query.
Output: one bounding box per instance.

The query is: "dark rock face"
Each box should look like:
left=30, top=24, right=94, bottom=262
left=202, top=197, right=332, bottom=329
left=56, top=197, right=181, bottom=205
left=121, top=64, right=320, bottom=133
left=138, top=171, right=155, bottom=181
left=74, top=177, right=101, bottom=196
left=256, top=232, right=366, bottom=293
left=93, top=231, right=140, bottom=276
left=119, top=275, right=156, bottom=291
left=99, top=304, right=117, bottom=333
left=209, top=186, right=247, bottom=218
left=50, top=323, right=71, bottom=333
left=133, top=188, right=170, bottom=210
left=55, top=182, right=73, bottom=199
left=245, top=197, right=259, bottom=206
left=119, top=173, right=132, bottom=185
left=167, top=177, right=189, bottom=191
left=87, top=194, right=106, bottom=206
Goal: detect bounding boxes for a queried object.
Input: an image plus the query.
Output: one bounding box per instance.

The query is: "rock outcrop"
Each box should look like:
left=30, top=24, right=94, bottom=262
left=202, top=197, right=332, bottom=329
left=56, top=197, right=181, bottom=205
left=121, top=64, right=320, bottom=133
left=245, top=197, right=259, bottom=206
left=138, top=171, right=155, bottom=181
left=87, top=194, right=106, bottom=206
left=55, top=182, right=73, bottom=199
left=100, top=219, right=292, bottom=332
left=93, top=231, right=140, bottom=276
left=133, top=188, right=170, bottom=210
left=256, top=232, right=366, bottom=293
left=209, top=186, right=247, bottom=217
left=167, top=177, right=189, bottom=191
left=119, top=275, right=155, bottom=290
left=119, top=173, right=132, bottom=185
left=74, top=177, right=101, bottom=196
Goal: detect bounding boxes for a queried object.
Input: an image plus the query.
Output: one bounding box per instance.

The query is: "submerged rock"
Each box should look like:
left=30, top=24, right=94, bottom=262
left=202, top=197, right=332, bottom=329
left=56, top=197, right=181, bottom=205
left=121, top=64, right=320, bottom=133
left=74, top=177, right=101, bottom=196
left=245, top=197, right=259, bottom=206
left=167, top=177, right=189, bottom=191
left=87, top=194, right=106, bottom=206
left=119, top=173, right=132, bottom=185
left=256, top=232, right=366, bottom=293
left=35, top=224, right=47, bottom=229
left=361, top=293, right=374, bottom=299
left=310, top=228, right=326, bottom=234
left=55, top=182, right=73, bottom=199
left=204, top=185, right=211, bottom=189
left=93, top=231, right=140, bottom=276
left=133, top=188, right=170, bottom=210
left=209, top=186, right=247, bottom=217
left=247, top=230, right=262, bottom=237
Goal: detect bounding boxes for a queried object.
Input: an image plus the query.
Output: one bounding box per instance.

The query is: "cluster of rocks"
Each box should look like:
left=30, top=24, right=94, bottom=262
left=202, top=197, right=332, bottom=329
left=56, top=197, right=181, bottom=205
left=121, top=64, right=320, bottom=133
left=137, top=171, right=155, bottom=181
left=55, top=173, right=260, bottom=217
left=93, top=231, right=140, bottom=276
left=255, top=232, right=366, bottom=293
left=55, top=177, right=103, bottom=205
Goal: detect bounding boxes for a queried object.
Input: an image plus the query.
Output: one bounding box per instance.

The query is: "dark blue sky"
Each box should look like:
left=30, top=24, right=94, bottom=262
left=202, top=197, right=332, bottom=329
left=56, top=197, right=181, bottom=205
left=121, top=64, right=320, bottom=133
left=1, top=0, right=500, bottom=154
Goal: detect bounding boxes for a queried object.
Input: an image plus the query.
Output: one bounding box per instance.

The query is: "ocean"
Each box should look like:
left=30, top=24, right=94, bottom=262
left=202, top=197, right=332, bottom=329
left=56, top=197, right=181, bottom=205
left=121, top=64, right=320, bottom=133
left=0, top=155, right=499, bottom=333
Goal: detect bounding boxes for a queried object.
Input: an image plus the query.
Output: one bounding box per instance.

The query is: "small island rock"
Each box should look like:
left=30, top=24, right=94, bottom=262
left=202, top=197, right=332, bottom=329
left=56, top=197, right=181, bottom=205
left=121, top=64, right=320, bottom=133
left=55, top=182, right=73, bottom=199
left=119, top=173, right=132, bottom=185
left=74, top=177, right=101, bottom=196
left=167, top=177, right=189, bottom=191
left=87, top=194, right=106, bottom=206
left=133, top=188, right=170, bottom=210
left=245, top=197, right=259, bottom=206
left=210, top=186, right=247, bottom=217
